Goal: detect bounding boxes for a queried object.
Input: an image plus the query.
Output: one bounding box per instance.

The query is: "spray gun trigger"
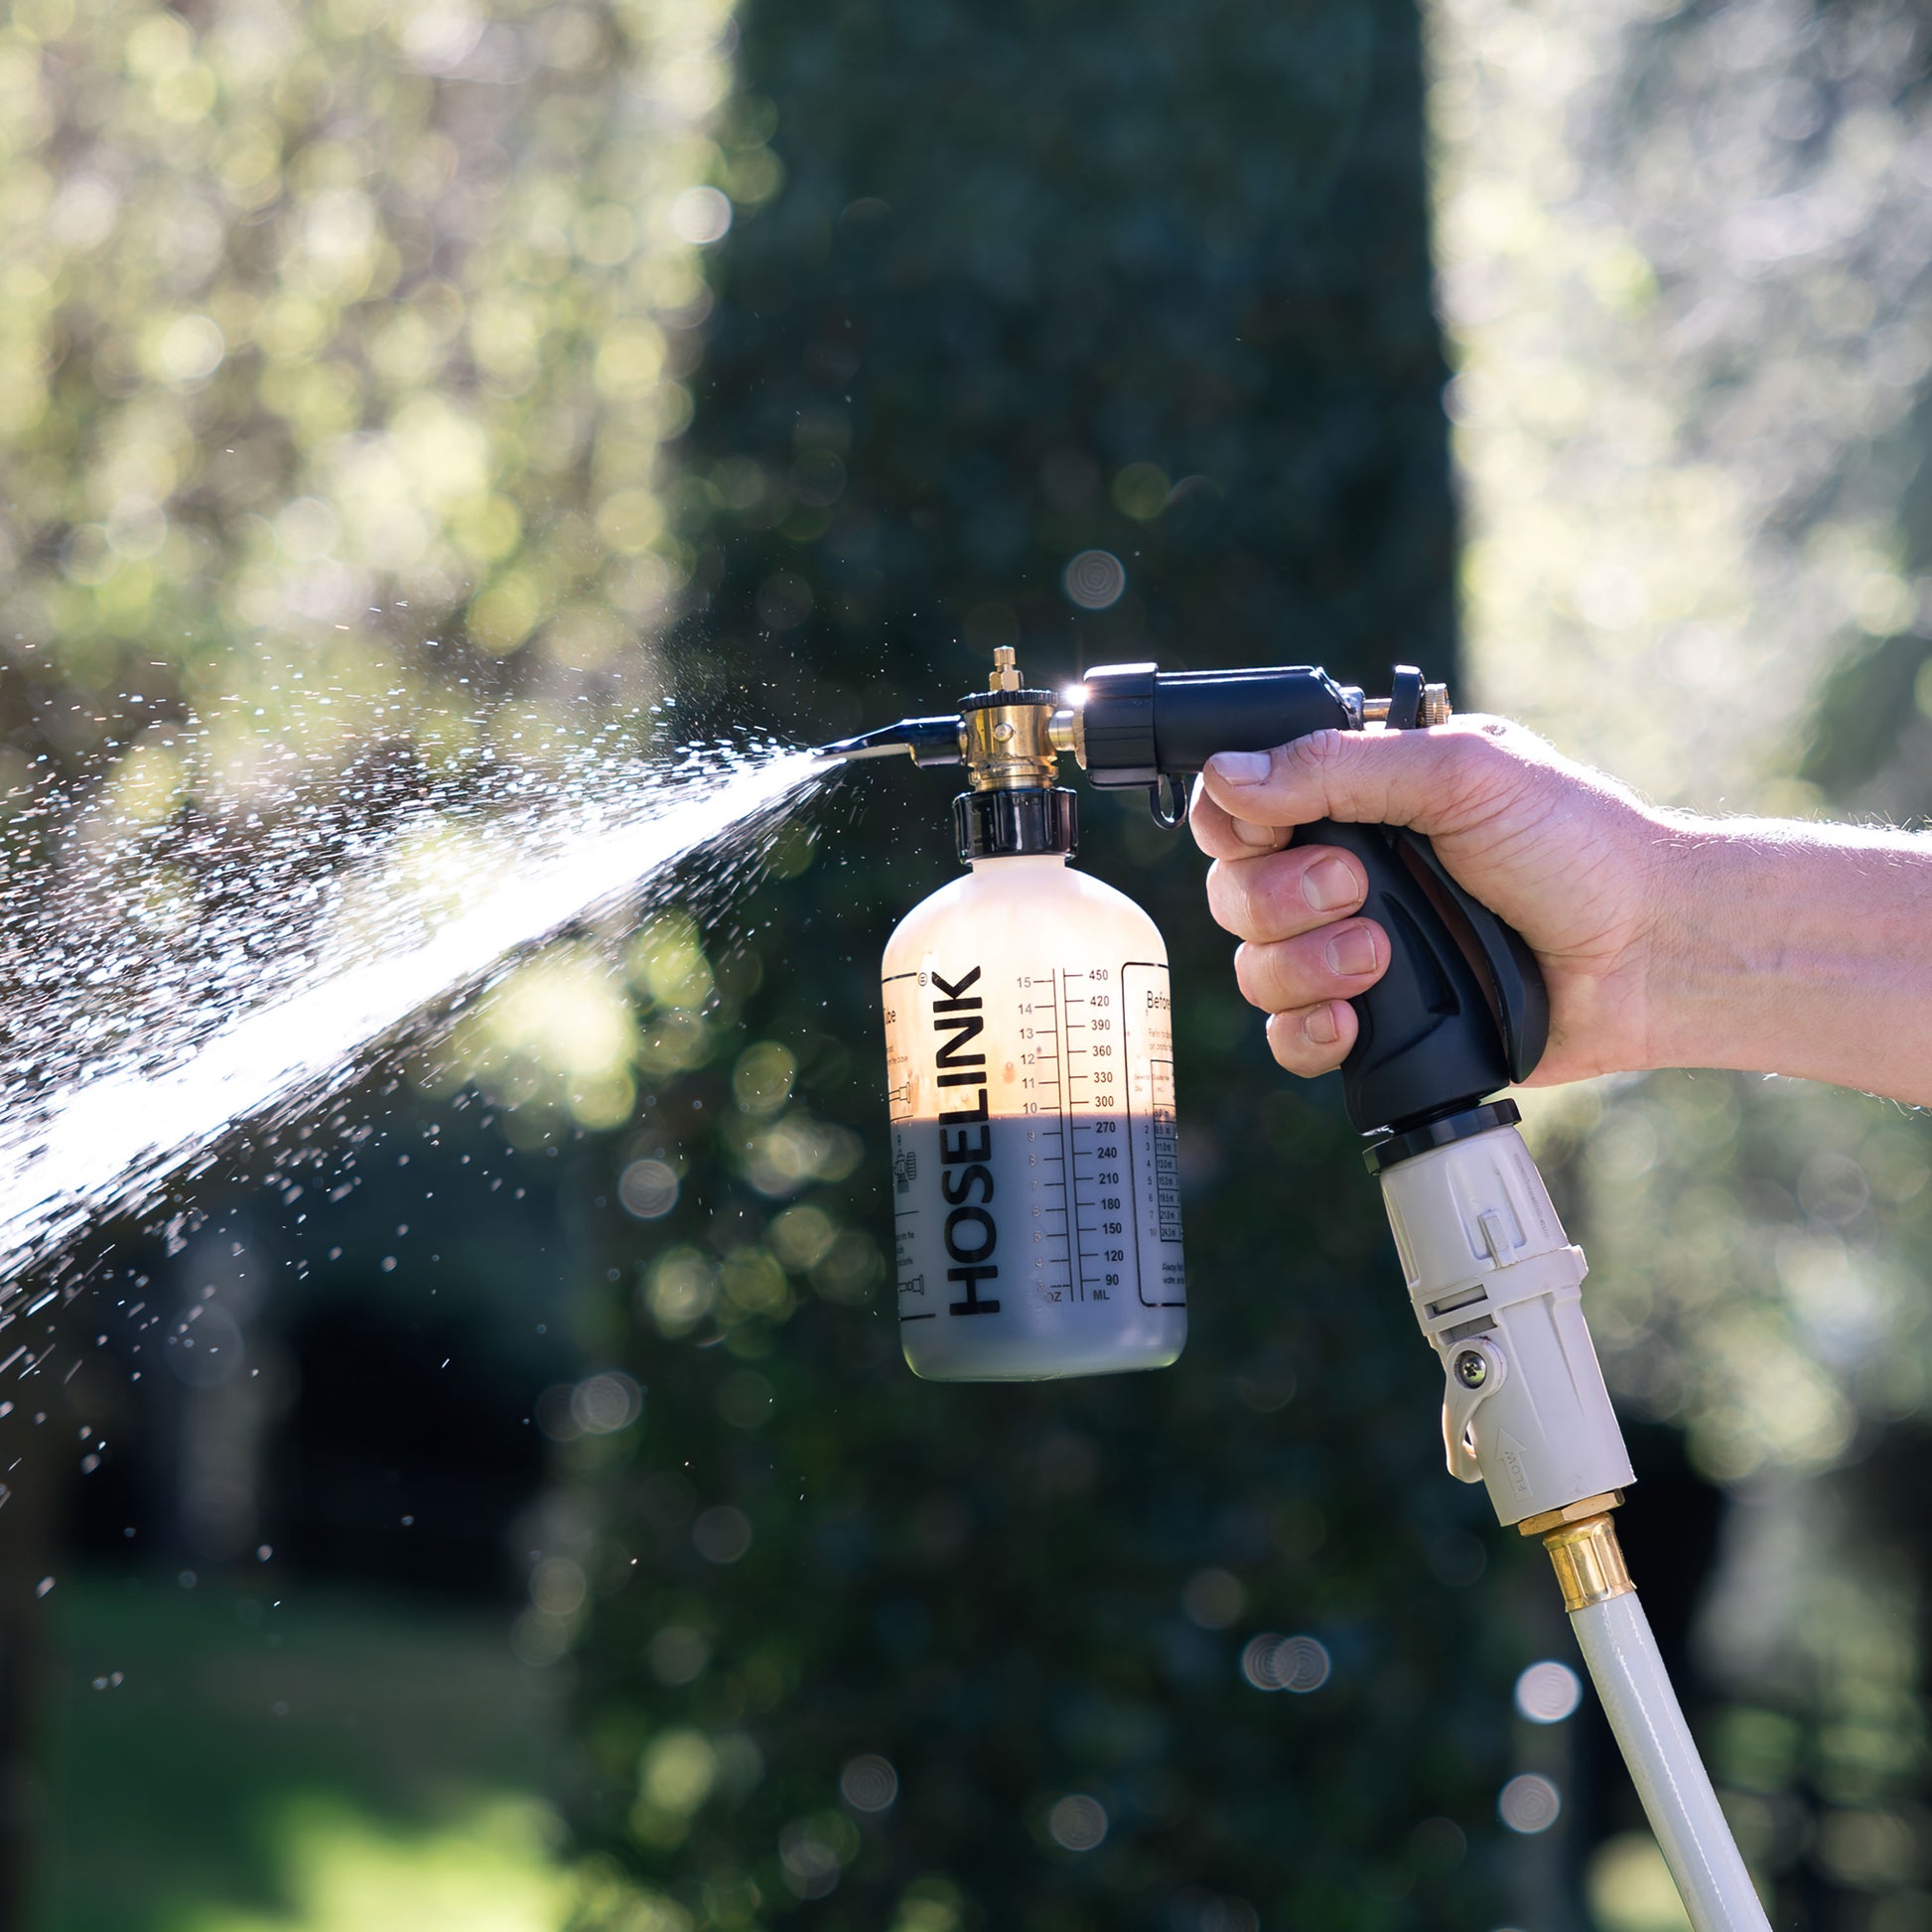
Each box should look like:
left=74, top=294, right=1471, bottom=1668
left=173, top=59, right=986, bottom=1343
left=1441, top=1336, right=1507, bottom=1484
left=1148, top=773, right=1190, bottom=829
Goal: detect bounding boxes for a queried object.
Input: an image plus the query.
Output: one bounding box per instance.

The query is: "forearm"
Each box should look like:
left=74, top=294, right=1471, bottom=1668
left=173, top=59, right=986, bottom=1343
left=1642, top=813, right=1932, bottom=1104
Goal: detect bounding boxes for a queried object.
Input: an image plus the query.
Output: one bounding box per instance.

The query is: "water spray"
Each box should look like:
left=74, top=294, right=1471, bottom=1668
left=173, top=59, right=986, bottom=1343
left=820, top=650, right=1769, bottom=1932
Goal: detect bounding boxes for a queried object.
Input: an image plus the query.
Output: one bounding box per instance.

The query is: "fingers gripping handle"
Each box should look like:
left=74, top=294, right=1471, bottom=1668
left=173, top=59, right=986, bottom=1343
left=1290, top=820, right=1550, bottom=1135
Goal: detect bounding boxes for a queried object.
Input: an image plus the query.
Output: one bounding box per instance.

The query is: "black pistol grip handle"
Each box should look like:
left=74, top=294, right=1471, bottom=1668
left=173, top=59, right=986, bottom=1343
left=1290, top=819, right=1550, bottom=1135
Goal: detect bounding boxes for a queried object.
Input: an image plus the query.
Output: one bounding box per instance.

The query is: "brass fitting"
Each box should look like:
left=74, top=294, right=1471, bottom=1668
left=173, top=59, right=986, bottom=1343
left=1518, top=1489, right=1625, bottom=1536
left=1539, top=1509, right=1634, bottom=1613
left=961, top=700, right=1059, bottom=790
left=959, top=646, right=1065, bottom=792
left=1363, top=683, right=1452, bottom=729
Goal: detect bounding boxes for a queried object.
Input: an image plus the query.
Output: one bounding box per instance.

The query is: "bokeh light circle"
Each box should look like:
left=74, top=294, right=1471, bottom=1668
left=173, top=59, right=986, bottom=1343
left=669, top=185, right=734, bottom=245
left=1182, top=1567, right=1245, bottom=1628
left=692, top=1505, right=753, bottom=1565
left=1063, top=549, right=1126, bottom=611
left=619, top=1157, right=680, bottom=1219
left=647, top=1625, right=710, bottom=1686
left=1047, top=1794, right=1109, bottom=1851
left=1498, top=1773, right=1563, bottom=1835
left=1513, top=1660, right=1584, bottom=1724
left=839, top=1753, right=899, bottom=1812
left=1240, top=1632, right=1331, bottom=1693
left=571, top=1370, right=642, bottom=1435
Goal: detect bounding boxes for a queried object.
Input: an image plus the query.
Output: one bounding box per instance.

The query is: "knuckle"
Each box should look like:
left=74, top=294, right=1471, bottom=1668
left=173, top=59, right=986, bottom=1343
left=1285, top=729, right=1353, bottom=781
left=1437, top=718, right=1527, bottom=795
left=1452, top=730, right=1512, bottom=782
left=1246, top=854, right=1310, bottom=935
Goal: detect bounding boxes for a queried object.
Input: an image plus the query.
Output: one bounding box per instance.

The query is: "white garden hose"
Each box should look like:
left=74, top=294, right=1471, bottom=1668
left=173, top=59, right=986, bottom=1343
left=1550, top=1518, right=1770, bottom=1932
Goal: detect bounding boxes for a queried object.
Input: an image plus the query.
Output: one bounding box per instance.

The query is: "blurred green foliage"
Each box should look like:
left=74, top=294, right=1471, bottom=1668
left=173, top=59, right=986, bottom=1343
left=39, top=0, right=1928, bottom=1925
left=0, top=0, right=764, bottom=811
left=1437, top=0, right=1932, bottom=1919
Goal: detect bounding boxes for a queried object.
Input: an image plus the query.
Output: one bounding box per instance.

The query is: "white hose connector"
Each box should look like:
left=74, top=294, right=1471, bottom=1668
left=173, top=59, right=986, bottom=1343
left=1571, top=1591, right=1771, bottom=1932
left=1374, top=1120, right=1633, bottom=1524
left=1375, top=1116, right=1762, bottom=1930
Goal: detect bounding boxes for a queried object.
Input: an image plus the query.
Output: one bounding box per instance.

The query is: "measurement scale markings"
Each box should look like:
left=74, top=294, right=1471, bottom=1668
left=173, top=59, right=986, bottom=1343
left=882, top=967, right=938, bottom=1318
left=1019, top=965, right=1072, bottom=1295
left=1067, top=994, right=1096, bottom=1297
left=1059, top=968, right=1113, bottom=1299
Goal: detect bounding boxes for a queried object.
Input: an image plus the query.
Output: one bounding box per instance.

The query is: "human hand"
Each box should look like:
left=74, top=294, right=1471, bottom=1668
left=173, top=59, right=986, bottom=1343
left=1188, top=717, right=1672, bottom=1087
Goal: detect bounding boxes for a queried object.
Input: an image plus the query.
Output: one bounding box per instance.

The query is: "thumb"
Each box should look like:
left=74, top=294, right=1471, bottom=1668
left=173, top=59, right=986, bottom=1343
left=1197, top=718, right=1515, bottom=834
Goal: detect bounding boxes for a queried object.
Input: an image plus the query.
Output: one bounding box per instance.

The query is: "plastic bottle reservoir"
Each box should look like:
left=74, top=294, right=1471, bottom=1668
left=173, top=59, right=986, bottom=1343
left=882, top=849, right=1186, bottom=1380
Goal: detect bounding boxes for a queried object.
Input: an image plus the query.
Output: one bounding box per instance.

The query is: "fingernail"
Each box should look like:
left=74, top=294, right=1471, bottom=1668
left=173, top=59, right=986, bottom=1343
left=1302, top=857, right=1358, bottom=911
left=1303, top=1003, right=1339, bottom=1046
left=1208, top=751, right=1272, bottom=785
left=1234, top=819, right=1277, bottom=848
left=1325, top=925, right=1378, bottom=977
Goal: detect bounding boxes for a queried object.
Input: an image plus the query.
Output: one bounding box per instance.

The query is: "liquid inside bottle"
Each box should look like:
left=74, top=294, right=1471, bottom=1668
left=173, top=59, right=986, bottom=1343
left=881, top=853, right=1186, bottom=1381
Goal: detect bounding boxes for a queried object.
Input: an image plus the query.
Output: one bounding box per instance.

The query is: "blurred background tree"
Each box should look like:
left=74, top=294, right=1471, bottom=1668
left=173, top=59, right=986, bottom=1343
left=10, top=0, right=1932, bottom=1928
left=557, top=0, right=1528, bottom=1925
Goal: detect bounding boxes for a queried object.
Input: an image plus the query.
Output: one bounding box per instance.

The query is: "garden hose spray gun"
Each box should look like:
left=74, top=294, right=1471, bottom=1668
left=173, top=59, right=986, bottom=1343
left=818, top=648, right=1771, bottom=1932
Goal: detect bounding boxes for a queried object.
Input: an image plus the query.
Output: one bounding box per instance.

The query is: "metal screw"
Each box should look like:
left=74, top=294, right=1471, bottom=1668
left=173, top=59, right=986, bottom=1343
left=992, top=720, right=1016, bottom=742
left=1453, top=1349, right=1488, bottom=1389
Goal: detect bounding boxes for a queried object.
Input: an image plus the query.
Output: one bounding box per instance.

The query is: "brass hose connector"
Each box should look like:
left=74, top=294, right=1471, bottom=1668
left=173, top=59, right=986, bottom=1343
left=960, top=646, right=1065, bottom=791
left=1362, top=683, right=1452, bottom=729
left=1519, top=1490, right=1633, bottom=1612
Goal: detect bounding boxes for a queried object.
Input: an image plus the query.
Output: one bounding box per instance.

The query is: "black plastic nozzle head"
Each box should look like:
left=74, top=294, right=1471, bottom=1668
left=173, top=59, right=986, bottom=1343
left=814, top=715, right=963, bottom=766
left=1078, top=662, right=1359, bottom=787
